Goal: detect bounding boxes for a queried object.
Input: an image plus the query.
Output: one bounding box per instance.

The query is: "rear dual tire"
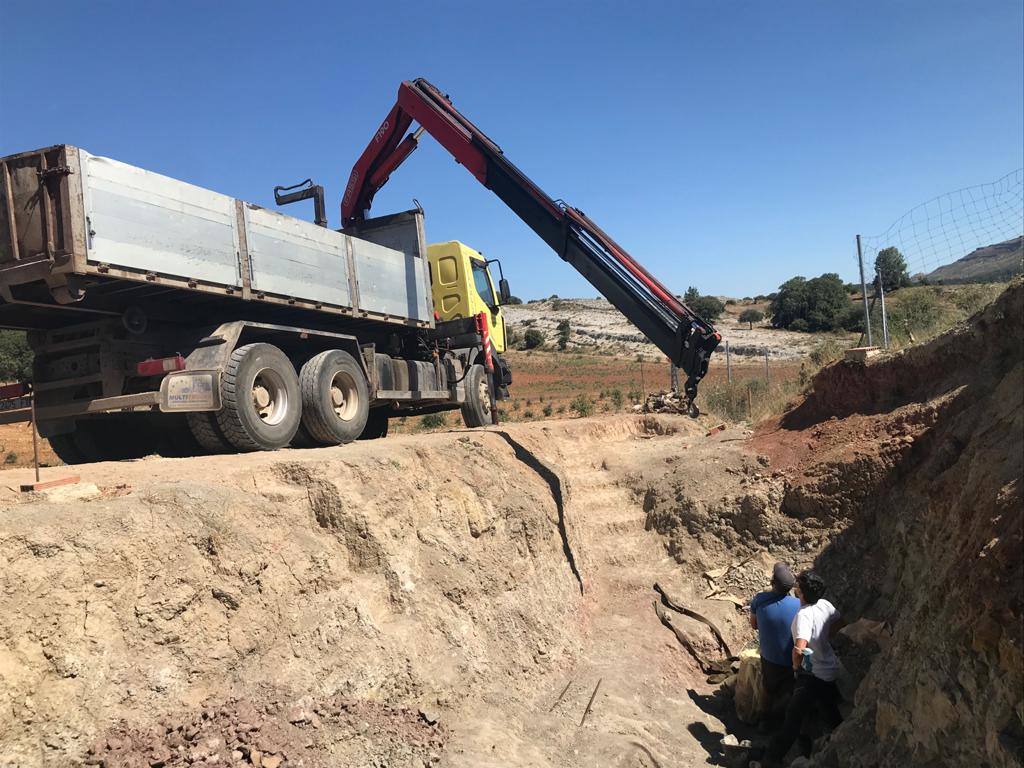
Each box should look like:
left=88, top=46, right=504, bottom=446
left=185, top=344, right=370, bottom=453
left=299, top=350, right=369, bottom=445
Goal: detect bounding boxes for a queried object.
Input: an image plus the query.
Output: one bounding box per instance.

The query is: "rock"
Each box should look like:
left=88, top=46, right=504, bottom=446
left=418, top=707, right=439, bottom=726
left=250, top=750, right=262, bottom=767
left=231, top=751, right=243, bottom=761
left=733, top=648, right=768, bottom=724
left=286, top=696, right=314, bottom=724
left=262, top=755, right=283, bottom=768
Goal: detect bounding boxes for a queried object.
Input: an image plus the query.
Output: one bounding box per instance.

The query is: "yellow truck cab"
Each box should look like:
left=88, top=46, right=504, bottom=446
left=427, top=241, right=508, bottom=352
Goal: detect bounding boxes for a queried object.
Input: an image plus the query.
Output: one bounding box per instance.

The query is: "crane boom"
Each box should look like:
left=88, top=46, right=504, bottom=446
left=342, top=78, right=720, bottom=410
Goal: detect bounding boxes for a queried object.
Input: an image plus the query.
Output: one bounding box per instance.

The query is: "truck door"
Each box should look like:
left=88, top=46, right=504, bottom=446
left=427, top=241, right=506, bottom=352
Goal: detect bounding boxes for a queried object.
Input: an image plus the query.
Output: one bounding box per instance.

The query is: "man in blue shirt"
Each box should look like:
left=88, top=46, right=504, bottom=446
left=749, top=562, right=800, bottom=721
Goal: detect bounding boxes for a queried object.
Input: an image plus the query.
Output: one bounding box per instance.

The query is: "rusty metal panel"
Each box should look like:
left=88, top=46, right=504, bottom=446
left=79, top=150, right=241, bottom=287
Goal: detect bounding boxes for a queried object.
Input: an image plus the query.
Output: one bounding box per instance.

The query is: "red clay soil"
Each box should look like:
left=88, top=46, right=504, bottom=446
left=751, top=279, right=1022, bottom=472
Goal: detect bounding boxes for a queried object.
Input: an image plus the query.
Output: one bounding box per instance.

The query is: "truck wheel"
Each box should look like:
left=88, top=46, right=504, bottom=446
left=461, top=364, right=492, bottom=428
left=359, top=409, right=389, bottom=440
left=216, top=343, right=301, bottom=452
left=290, top=422, right=318, bottom=448
left=187, top=412, right=234, bottom=454
left=299, top=350, right=369, bottom=445
left=47, top=433, right=87, bottom=465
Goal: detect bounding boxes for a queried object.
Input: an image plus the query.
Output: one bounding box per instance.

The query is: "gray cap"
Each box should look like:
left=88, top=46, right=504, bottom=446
left=772, top=562, right=795, bottom=591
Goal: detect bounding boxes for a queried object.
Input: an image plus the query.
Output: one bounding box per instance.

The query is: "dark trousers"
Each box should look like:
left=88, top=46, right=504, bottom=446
left=767, top=672, right=842, bottom=762
left=761, top=659, right=794, bottom=720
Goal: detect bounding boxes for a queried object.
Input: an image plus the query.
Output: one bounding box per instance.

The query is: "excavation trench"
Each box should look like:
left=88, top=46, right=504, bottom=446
left=1, top=286, right=1017, bottom=768
left=0, top=416, right=741, bottom=768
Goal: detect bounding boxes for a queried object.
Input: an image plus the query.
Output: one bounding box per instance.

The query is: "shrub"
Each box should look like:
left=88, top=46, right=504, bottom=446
left=725, top=299, right=737, bottom=306
left=4, top=451, right=17, bottom=464
left=738, top=309, right=764, bottom=329
left=609, top=388, right=624, bottom=409
left=420, top=412, right=447, bottom=429
left=523, top=329, right=546, bottom=349
left=809, top=339, right=844, bottom=368
left=543, top=403, right=553, bottom=417
left=790, top=318, right=810, bottom=332
left=628, top=387, right=643, bottom=403
left=570, top=394, right=594, bottom=417
left=556, top=319, right=571, bottom=350
left=506, top=295, right=523, bottom=305
left=523, top=410, right=534, bottom=419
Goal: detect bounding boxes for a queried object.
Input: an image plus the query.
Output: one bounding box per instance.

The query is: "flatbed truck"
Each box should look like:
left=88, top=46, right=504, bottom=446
left=0, top=78, right=719, bottom=463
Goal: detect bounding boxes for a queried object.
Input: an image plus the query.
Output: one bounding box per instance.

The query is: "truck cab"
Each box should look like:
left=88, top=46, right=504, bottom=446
left=427, top=241, right=508, bottom=352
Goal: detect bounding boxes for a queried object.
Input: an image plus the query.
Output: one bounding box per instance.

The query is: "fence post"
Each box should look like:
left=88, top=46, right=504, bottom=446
left=856, top=234, right=874, bottom=346
left=747, top=384, right=753, bottom=420
left=725, top=340, right=732, bottom=383
left=763, top=348, right=770, bottom=385
left=877, top=268, right=890, bottom=349
left=639, top=358, right=645, bottom=397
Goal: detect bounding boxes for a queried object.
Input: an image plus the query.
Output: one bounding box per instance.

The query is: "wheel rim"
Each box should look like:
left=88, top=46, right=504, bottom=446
left=478, top=375, right=491, bottom=416
left=330, top=371, right=359, bottom=421
left=251, top=367, right=289, bottom=426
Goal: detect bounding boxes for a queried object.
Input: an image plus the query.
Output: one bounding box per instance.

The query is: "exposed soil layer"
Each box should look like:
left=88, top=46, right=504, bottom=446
left=0, top=415, right=755, bottom=768
left=753, top=282, right=1023, bottom=767
left=0, top=284, right=1019, bottom=768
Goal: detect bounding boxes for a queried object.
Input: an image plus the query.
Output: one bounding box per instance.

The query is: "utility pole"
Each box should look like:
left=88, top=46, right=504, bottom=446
left=725, top=340, right=732, bottom=384
left=856, top=235, right=874, bottom=346
left=877, top=268, right=890, bottom=349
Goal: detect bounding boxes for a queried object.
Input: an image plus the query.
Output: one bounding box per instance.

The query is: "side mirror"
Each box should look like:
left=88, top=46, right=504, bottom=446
left=498, top=278, right=511, bottom=305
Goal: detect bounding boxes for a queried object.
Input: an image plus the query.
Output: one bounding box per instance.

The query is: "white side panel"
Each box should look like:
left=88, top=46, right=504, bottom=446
left=81, top=151, right=240, bottom=286
left=244, top=205, right=350, bottom=307
left=352, top=239, right=432, bottom=321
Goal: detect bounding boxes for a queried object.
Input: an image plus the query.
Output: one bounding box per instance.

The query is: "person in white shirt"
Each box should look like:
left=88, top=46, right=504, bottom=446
left=764, top=570, right=845, bottom=766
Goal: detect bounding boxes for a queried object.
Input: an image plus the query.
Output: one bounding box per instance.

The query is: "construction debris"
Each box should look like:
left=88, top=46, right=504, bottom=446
left=635, top=390, right=690, bottom=414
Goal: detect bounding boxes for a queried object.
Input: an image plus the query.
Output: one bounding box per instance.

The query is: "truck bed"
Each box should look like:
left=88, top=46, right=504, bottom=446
left=0, top=145, right=432, bottom=331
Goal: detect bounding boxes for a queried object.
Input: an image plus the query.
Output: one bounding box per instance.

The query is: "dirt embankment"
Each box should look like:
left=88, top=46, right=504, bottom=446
left=763, top=283, right=1021, bottom=767
left=2, top=414, right=760, bottom=768
left=0, top=428, right=588, bottom=767
left=637, top=283, right=1022, bottom=766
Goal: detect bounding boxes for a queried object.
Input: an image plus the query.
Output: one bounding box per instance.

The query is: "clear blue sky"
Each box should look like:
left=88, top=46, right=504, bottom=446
left=2, top=1, right=1021, bottom=299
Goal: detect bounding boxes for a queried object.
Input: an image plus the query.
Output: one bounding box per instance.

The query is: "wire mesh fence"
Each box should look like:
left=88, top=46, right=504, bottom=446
left=858, top=168, right=1023, bottom=280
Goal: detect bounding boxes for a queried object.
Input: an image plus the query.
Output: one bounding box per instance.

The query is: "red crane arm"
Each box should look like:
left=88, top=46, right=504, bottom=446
left=341, top=78, right=720, bottom=409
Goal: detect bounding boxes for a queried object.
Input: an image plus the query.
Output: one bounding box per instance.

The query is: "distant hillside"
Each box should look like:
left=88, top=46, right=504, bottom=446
left=922, top=236, right=1023, bottom=284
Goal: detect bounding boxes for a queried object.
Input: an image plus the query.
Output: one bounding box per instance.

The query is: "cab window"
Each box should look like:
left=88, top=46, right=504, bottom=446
left=471, top=260, right=496, bottom=305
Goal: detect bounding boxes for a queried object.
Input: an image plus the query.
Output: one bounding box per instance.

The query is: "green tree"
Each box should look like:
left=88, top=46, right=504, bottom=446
left=738, top=309, right=764, bottom=329
left=505, top=295, right=523, bottom=305
left=874, top=247, right=910, bottom=292
left=770, top=273, right=849, bottom=331
left=523, top=329, right=546, bottom=349
left=556, top=319, right=571, bottom=350
left=0, top=331, right=32, bottom=382
left=803, top=273, right=849, bottom=331
left=682, top=287, right=725, bottom=321
left=770, top=277, right=809, bottom=329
